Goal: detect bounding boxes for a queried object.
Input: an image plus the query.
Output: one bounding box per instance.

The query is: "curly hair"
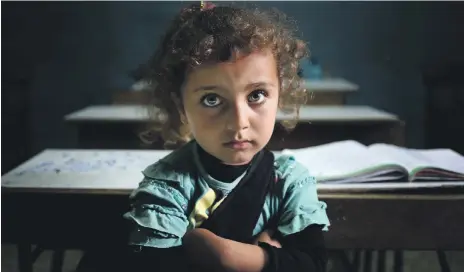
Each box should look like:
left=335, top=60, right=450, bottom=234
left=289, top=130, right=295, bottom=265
left=133, top=2, right=310, bottom=149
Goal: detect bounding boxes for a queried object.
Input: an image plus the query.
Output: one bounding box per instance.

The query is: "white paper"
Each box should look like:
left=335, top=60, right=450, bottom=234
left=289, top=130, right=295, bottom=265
left=283, top=140, right=402, bottom=181
left=368, top=143, right=464, bottom=178
left=1, top=149, right=171, bottom=189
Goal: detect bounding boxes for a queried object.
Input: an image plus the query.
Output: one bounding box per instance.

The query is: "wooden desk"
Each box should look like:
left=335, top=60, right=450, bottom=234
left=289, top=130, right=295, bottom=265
left=113, top=78, right=359, bottom=106
left=3, top=149, right=464, bottom=250
left=303, top=78, right=359, bottom=105
left=65, top=105, right=405, bottom=150
left=3, top=149, right=463, bottom=272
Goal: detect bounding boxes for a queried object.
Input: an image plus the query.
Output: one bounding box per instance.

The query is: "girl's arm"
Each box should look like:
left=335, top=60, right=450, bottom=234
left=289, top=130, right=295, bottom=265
left=183, top=225, right=327, bottom=272
left=183, top=228, right=269, bottom=272
left=257, top=224, right=328, bottom=272
left=217, top=159, right=330, bottom=272
left=183, top=156, right=330, bottom=272
left=123, top=170, right=197, bottom=271
left=250, top=156, right=330, bottom=272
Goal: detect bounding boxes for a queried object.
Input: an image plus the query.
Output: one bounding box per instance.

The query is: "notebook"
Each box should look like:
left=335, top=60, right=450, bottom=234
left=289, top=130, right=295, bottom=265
left=282, top=140, right=464, bottom=184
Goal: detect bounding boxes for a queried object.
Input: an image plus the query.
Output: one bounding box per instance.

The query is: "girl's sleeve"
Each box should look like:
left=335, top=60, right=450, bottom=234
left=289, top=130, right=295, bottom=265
left=76, top=163, right=195, bottom=272
left=259, top=155, right=330, bottom=272
left=123, top=162, right=192, bottom=248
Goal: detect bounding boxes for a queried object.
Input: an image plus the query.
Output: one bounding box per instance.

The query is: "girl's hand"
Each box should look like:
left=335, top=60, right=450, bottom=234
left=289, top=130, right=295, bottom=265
left=185, top=229, right=271, bottom=272
left=253, top=229, right=282, bottom=248
left=183, top=229, right=228, bottom=270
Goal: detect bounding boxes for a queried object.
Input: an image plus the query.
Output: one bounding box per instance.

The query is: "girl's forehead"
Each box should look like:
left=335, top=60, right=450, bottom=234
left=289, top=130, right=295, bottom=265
left=186, top=50, right=278, bottom=85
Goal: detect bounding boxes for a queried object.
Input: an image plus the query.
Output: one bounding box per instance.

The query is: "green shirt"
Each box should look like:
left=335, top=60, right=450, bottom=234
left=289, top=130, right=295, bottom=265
left=124, top=141, right=330, bottom=248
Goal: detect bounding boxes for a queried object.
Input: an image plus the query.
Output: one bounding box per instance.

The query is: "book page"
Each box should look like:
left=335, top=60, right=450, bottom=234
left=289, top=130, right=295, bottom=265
left=367, top=144, right=427, bottom=173
left=413, top=149, right=464, bottom=175
left=367, top=144, right=464, bottom=178
left=282, top=140, right=404, bottom=182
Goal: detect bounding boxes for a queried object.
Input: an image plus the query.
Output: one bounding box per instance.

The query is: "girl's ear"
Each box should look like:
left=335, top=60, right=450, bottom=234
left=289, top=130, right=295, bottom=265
left=171, top=92, right=188, bottom=125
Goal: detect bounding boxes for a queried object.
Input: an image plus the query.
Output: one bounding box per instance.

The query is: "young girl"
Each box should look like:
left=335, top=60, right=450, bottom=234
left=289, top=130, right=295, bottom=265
left=110, top=2, right=330, bottom=271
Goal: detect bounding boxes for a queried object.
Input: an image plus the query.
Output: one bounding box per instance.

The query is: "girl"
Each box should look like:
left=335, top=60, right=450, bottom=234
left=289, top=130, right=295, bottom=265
left=86, top=2, right=330, bottom=272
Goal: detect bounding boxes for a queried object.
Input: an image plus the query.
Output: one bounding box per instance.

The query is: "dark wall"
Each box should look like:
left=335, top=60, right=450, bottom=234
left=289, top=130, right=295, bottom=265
left=2, top=1, right=464, bottom=172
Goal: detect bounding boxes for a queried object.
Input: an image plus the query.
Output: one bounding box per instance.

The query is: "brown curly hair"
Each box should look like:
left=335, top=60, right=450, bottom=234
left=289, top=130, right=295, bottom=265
left=133, top=2, right=310, bottom=148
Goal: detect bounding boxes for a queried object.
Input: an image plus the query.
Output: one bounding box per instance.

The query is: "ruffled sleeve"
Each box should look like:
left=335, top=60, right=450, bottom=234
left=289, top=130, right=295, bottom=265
left=123, top=162, right=192, bottom=248
left=274, top=155, right=330, bottom=236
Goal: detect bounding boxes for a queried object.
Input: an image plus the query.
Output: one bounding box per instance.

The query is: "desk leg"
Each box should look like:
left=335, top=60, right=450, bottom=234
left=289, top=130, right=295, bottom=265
left=363, top=250, right=372, bottom=272
left=51, top=250, right=65, bottom=272
left=393, top=250, right=403, bottom=272
left=436, top=251, right=451, bottom=272
left=377, top=250, right=386, bottom=272
left=352, top=250, right=361, bottom=271
left=17, top=243, right=33, bottom=272
left=332, top=250, right=357, bottom=272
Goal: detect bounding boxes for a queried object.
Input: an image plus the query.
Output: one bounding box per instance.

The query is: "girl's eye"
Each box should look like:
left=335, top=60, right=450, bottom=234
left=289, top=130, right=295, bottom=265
left=201, top=94, right=222, bottom=107
left=248, top=90, right=268, bottom=104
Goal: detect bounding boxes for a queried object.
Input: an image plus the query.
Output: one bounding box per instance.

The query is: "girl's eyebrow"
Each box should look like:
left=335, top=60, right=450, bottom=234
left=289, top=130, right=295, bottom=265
left=192, top=85, right=225, bottom=92
left=192, top=81, right=276, bottom=93
left=246, top=81, right=276, bottom=89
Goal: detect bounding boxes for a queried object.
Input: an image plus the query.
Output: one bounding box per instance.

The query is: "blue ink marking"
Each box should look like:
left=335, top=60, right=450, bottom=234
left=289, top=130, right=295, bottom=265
left=105, top=160, right=116, bottom=167
left=15, top=171, right=26, bottom=176
left=35, top=161, right=54, bottom=169
left=65, top=158, right=75, bottom=165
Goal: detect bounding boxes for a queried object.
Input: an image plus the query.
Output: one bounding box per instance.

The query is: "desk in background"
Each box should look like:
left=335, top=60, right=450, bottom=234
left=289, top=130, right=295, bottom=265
left=113, top=78, right=360, bottom=106
left=64, top=105, right=405, bottom=150
left=303, top=78, right=359, bottom=105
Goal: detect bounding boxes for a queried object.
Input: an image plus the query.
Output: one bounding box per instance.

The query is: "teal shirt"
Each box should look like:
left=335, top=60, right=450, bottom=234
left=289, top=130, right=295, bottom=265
left=124, top=141, right=330, bottom=248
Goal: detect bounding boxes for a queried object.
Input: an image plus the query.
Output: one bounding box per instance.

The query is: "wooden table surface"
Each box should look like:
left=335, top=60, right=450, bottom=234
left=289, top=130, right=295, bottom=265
left=65, top=105, right=397, bottom=123
left=64, top=105, right=405, bottom=150
left=3, top=149, right=464, bottom=251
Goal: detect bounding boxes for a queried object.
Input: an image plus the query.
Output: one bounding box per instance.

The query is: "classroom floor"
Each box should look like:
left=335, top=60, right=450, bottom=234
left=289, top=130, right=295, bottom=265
left=2, top=244, right=464, bottom=272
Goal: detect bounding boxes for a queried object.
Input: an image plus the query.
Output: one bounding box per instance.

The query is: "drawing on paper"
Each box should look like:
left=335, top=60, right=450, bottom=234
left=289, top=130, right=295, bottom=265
left=13, top=151, right=158, bottom=176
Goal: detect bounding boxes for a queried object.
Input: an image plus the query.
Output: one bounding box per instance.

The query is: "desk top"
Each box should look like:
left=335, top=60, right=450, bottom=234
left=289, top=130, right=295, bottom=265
left=64, top=105, right=399, bottom=123
left=303, top=78, right=359, bottom=92
left=3, top=149, right=463, bottom=195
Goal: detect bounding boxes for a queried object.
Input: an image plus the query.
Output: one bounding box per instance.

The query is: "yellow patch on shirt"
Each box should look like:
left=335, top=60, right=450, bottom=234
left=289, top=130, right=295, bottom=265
left=188, top=188, right=226, bottom=228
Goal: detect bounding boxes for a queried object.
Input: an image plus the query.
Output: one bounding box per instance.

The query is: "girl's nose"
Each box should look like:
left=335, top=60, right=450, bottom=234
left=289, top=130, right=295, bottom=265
left=225, top=102, right=250, bottom=132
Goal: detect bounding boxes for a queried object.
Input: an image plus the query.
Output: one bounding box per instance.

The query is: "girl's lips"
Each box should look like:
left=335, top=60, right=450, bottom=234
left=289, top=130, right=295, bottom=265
left=223, top=140, right=252, bottom=150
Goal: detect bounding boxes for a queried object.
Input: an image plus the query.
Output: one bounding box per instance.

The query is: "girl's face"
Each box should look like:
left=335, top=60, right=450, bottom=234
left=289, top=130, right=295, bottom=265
left=181, top=50, right=279, bottom=165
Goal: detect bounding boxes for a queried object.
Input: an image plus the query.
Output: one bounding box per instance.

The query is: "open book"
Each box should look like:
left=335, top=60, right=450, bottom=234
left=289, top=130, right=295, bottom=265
left=282, top=140, right=464, bottom=184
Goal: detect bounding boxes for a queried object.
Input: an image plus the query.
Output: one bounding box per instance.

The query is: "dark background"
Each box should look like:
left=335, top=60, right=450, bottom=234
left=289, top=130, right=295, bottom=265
left=2, top=1, right=464, bottom=173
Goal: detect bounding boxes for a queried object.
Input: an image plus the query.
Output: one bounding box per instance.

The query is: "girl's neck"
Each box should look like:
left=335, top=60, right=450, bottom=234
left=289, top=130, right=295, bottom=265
left=197, top=145, right=252, bottom=183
